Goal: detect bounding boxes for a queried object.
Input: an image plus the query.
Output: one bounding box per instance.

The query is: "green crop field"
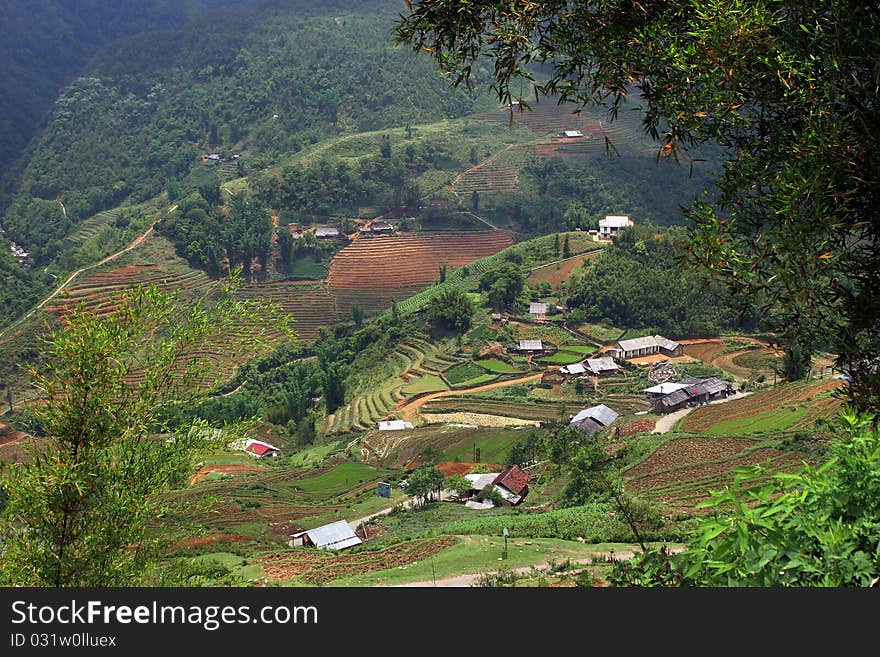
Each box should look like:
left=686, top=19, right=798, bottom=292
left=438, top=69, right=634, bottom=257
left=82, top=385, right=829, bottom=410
left=402, top=374, right=448, bottom=396
left=444, top=361, right=489, bottom=384
left=289, top=462, right=390, bottom=496
left=538, top=351, right=584, bottom=364
left=475, top=357, right=526, bottom=373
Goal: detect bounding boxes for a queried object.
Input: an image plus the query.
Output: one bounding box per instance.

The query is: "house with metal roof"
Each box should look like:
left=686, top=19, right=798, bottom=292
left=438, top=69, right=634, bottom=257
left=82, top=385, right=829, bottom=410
left=289, top=520, right=363, bottom=550
left=616, top=334, right=683, bottom=359
left=516, top=339, right=544, bottom=353
left=462, top=466, right=531, bottom=506
left=584, top=357, right=619, bottom=376
left=243, top=439, right=281, bottom=458
left=568, top=404, right=619, bottom=435
left=377, top=419, right=414, bottom=431
left=599, top=215, right=634, bottom=239
left=650, top=377, right=734, bottom=413
left=315, top=225, right=340, bottom=238
left=561, top=130, right=584, bottom=138
left=529, top=302, right=550, bottom=320
left=643, top=381, right=690, bottom=400
left=560, top=362, right=587, bottom=376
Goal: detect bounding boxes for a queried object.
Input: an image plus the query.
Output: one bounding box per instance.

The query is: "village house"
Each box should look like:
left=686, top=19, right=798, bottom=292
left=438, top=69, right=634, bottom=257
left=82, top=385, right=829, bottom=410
left=377, top=419, right=414, bottom=431
left=598, top=215, right=634, bottom=240
left=648, top=377, right=735, bottom=413
left=584, top=357, right=620, bottom=376
left=289, top=519, right=363, bottom=550
left=363, top=220, right=395, bottom=235
left=529, top=302, right=550, bottom=321
left=243, top=439, right=281, bottom=458
left=315, top=225, right=340, bottom=238
left=568, top=403, right=619, bottom=437
left=462, top=465, right=532, bottom=507
left=613, top=334, right=683, bottom=360
left=512, top=339, right=545, bottom=354
left=560, top=362, right=587, bottom=376
left=561, top=130, right=584, bottom=138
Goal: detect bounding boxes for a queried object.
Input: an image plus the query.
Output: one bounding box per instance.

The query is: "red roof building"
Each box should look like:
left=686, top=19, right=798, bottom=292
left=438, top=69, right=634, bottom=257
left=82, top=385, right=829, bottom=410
left=493, top=465, right=531, bottom=499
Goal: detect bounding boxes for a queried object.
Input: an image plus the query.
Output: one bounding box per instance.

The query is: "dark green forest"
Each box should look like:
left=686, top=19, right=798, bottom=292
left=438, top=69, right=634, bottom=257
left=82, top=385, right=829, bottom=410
left=566, top=225, right=759, bottom=336
left=0, top=0, right=271, bottom=189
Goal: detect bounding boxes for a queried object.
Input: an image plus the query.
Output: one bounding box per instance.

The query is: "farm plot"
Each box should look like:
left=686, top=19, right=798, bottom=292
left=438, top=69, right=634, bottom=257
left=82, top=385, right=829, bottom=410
left=527, top=251, right=598, bottom=288
left=45, top=263, right=214, bottom=320
left=680, top=378, right=844, bottom=435
left=327, top=231, right=513, bottom=307
left=360, top=425, right=524, bottom=467
left=474, top=356, right=527, bottom=374
left=260, top=536, right=456, bottom=584
left=448, top=147, right=529, bottom=197
left=235, top=280, right=339, bottom=342
left=623, top=438, right=807, bottom=512
left=421, top=396, right=572, bottom=422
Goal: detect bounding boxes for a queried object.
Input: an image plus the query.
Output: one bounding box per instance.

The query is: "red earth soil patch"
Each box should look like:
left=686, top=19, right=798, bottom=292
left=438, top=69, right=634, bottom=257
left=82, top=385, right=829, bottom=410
left=260, top=537, right=456, bottom=584
left=617, top=418, right=656, bottom=438
left=327, top=231, right=512, bottom=291
left=527, top=252, right=597, bottom=288
left=188, top=464, right=265, bottom=486
left=434, top=461, right=503, bottom=477
left=175, top=533, right=250, bottom=550
left=268, top=522, right=305, bottom=538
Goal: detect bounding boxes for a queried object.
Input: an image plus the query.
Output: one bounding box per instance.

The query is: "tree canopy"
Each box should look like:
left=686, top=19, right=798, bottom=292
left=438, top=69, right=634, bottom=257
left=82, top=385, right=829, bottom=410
left=394, top=0, right=880, bottom=410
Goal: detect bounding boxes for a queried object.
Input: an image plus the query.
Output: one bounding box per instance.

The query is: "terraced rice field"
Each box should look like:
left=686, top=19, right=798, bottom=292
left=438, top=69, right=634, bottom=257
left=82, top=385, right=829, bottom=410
left=321, top=337, right=456, bottom=435
left=67, top=208, right=122, bottom=244
left=448, top=147, right=530, bottom=197
left=623, top=437, right=807, bottom=512
left=327, top=230, right=512, bottom=315
left=679, top=378, right=845, bottom=435
left=681, top=337, right=784, bottom=380
left=421, top=396, right=575, bottom=422
left=235, top=280, right=340, bottom=342
left=45, top=263, right=214, bottom=320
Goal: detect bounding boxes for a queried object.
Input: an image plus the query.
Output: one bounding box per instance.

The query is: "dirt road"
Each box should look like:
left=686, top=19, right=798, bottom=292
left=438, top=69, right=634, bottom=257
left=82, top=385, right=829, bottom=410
left=393, top=547, right=685, bottom=587
left=397, top=371, right=546, bottom=423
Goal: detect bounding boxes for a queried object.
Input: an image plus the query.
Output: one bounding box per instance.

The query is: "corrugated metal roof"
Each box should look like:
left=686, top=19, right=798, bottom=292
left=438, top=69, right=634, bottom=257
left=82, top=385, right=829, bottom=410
left=377, top=420, right=413, bottom=431
left=653, top=335, right=681, bottom=351
left=529, top=302, right=549, bottom=314
left=493, top=465, right=531, bottom=495
left=644, top=382, right=689, bottom=394
left=569, top=404, right=619, bottom=428
left=305, top=520, right=363, bottom=550
left=600, top=215, right=633, bottom=227
left=518, top=339, right=543, bottom=351
left=619, top=335, right=660, bottom=352
left=561, top=363, right=586, bottom=375
left=465, top=473, right=499, bottom=490
left=585, top=357, right=618, bottom=373
left=659, top=389, right=690, bottom=407
left=315, top=226, right=339, bottom=237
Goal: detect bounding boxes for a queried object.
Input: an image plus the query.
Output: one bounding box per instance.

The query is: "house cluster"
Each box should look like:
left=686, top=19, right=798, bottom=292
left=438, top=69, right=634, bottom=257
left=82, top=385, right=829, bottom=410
left=462, top=465, right=532, bottom=508
left=644, top=377, right=734, bottom=413
left=567, top=403, right=619, bottom=437
left=598, top=214, right=634, bottom=240
left=9, top=241, right=29, bottom=267
left=202, top=153, right=240, bottom=163
left=609, top=334, right=683, bottom=360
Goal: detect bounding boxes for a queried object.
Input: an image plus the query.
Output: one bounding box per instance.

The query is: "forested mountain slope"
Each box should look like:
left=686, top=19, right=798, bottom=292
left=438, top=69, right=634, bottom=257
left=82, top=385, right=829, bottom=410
left=0, top=0, right=269, bottom=188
